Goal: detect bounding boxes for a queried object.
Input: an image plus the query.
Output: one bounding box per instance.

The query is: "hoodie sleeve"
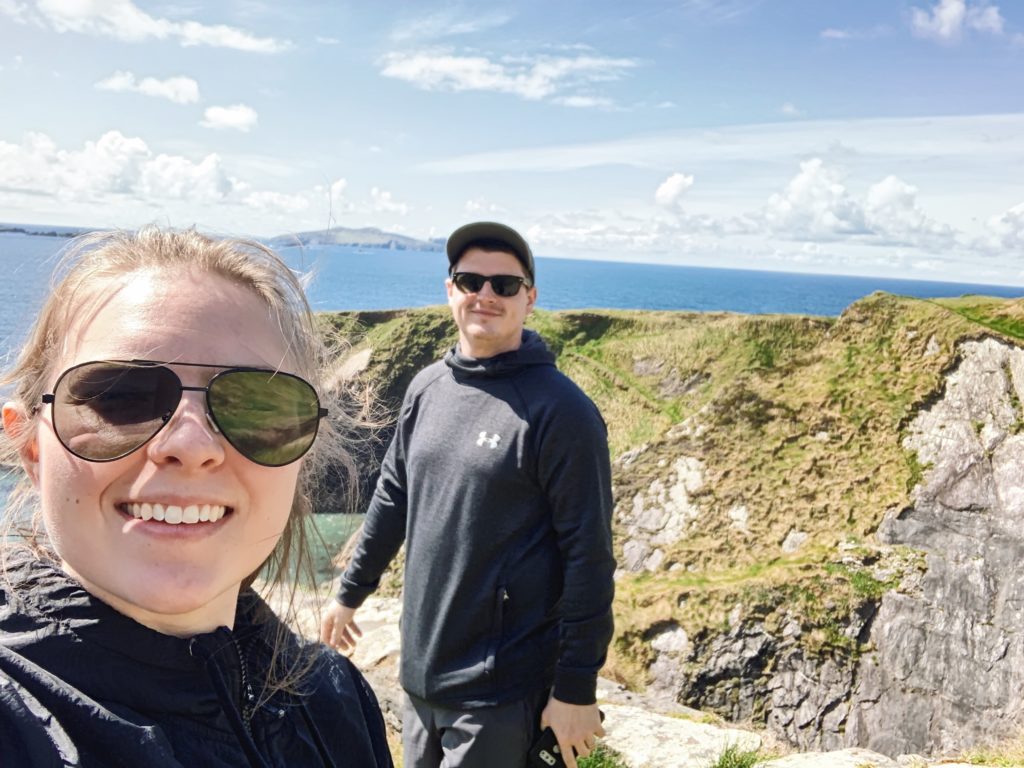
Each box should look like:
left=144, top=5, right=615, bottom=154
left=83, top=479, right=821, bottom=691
left=535, top=386, right=616, bottom=705
left=336, top=398, right=412, bottom=609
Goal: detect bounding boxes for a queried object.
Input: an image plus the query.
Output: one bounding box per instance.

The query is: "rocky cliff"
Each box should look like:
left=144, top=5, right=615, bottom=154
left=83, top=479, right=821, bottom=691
left=325, top=293, right=1024, bottom=761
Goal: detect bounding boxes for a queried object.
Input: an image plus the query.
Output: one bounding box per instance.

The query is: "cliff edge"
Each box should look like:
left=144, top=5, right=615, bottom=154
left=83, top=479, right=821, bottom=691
left=322, top=292, right=1024, bottom=761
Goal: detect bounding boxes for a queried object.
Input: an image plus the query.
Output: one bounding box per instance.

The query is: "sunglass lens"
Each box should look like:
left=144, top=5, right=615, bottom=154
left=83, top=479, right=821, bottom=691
left=208, top=371, right=321, bottom=466
left=54, top=363, right=180, bottom=461
left=454, top=273, right=485, bottom=293
left=489, top=276, right=522, bottom=297
left=454, top=273, right=525, bottom=296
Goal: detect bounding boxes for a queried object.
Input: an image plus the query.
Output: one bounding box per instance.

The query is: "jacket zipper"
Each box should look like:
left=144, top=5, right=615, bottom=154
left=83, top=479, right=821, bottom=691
left=229, top=633, right=257, bottom=736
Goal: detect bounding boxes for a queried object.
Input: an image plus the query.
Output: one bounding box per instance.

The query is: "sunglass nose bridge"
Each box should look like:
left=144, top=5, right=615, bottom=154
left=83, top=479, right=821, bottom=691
left=205, top=411, right=221, bottom=434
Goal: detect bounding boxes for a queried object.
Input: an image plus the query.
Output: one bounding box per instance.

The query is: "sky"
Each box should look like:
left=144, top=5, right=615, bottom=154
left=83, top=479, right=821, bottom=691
left=0, top=0, right=1022, bottom=284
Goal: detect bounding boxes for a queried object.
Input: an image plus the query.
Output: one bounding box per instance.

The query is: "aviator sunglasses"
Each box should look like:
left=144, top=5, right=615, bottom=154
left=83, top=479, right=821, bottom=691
left=40, top=360, right=327, bottom=467
left=451, top=272, right=532, bottom=298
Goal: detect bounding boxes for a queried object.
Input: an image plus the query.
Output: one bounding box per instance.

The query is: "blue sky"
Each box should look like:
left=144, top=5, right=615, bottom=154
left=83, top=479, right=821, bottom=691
left=1, top=0, right=1022, bottom=283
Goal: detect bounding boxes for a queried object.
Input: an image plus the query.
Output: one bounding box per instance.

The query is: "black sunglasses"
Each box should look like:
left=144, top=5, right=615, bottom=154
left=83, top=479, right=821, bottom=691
left=40, top=360, right=327, bottom=467
left=451, top=272, right=532, bottom=298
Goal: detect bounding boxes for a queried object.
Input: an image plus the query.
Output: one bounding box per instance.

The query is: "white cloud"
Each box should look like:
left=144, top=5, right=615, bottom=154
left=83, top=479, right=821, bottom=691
left=526, top=210, right=718, bottom=260
left=0, top=54, right=25, bottom=72
left=864, top=175, right=956, bottom=247
left=655, top=173, right=695, bottom=209
left=416, top=114, right=1024, bottom=213
left=379, top=50, right=638, bottom=107
left=677, top=0, right=756, bottom=24
left=316, top=36, right=340, bottom=45
left=243, top=190, right=310, bottom=214
left=0, top=130, right=239, bottom=203
left=30, top=0, right=289, bottom=52
left=200, top=104, right=258, bottom=132
left=370, top=187, right=409, bottom=215
left=780, top=101, right=803, bottom=117
left=986, top=202, right=1024, bottom=250
left=136, top=153, right=236, bottom=202
left=390, top=10, right=511, bottom=43
left=555, top=95, right=615, bottom=109
left=761, top=159, right=867, bottom=239
left=755, top=159, right=957, bottom=249
left=820, top=25, right=891, bottom=41
left=0, top=0, right=30, bottom=23
left=329, top=178, right=350, bottom=214
left=464, top=197, right=504, bottom=214
left=94, top=71, right=200, bottom=104
left=910, top=0, right=1005, bottom=43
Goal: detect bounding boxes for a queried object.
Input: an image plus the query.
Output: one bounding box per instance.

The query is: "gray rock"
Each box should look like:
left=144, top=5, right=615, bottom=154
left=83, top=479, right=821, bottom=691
left=617, top=456, right=705, bottom=572
left=852, top=338, right=1024, bottom=755
left=760, top=749, right=899, bottom=767
left=633, top=338, right=1024, bottom=759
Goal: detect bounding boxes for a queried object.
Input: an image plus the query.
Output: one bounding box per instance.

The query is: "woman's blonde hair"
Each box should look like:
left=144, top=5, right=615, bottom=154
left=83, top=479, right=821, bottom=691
left=1, top=225, right=365, bottom=700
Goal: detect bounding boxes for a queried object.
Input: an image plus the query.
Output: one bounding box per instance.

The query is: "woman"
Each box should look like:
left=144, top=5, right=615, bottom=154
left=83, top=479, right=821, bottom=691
left=0, top=227, right=392, bottom=767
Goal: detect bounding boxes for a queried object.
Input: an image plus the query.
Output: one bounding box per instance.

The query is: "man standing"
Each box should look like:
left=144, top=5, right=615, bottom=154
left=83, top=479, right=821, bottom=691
left=321, top=222, right=615, bottom=768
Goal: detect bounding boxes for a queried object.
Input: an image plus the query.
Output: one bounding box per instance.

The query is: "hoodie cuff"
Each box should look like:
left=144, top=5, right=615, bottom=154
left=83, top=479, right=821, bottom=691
left=335, top=576, right=375, bottom=609
left=551, top=668, right=598, bottom=705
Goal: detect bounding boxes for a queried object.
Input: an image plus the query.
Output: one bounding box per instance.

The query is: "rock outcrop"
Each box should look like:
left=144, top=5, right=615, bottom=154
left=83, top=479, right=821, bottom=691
left=324, top=596, right=982, bottom=768
left=849, top=338, right=1024, bottom=755
left=323, top=297, right=1024, bottom=762
left=615, top=336, right=1024, bottom=757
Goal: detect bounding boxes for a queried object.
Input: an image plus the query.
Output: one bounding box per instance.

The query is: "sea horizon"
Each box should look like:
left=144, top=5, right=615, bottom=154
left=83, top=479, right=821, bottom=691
left=4, top=222, right=1024, bottom=290
left=1, top=230, right=1022, bottom=360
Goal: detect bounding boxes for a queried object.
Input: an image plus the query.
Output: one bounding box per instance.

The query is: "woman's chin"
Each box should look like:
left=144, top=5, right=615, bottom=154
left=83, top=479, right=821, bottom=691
left=64, top=561, right=243, bottom=635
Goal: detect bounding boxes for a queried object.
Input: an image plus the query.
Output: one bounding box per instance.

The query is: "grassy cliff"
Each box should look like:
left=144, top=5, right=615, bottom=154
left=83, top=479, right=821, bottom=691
left=323, top=293, right=1024, bottom=698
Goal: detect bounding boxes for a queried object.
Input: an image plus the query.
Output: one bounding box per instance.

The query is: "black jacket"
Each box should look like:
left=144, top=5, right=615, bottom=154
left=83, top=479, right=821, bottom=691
left=338, top=330, right=615, bottom=708
left=0, top=551, right=393, bottom=767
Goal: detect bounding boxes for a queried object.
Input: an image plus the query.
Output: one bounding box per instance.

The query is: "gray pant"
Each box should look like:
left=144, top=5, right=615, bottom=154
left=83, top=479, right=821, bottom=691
left=402, top=691, right=547, bottom=768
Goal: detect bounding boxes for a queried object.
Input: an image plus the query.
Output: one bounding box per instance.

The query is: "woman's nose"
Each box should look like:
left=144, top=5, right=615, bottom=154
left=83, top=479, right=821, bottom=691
left=146, top=391, right=226, bottom=469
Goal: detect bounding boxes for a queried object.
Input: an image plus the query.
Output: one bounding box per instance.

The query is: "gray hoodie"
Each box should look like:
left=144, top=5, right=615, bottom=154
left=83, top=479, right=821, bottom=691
left=338, top=330, right=615, bottom=708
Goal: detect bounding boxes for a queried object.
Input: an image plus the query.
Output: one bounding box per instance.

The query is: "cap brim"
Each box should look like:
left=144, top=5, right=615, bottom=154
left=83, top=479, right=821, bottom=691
left=446, top=221, right=533, bottom=280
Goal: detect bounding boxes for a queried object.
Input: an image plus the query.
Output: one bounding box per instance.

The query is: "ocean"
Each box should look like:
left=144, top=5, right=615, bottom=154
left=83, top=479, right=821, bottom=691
left=3, top=232, right=1023, bottom=359
left=1, top=230, right=1022, bottom=567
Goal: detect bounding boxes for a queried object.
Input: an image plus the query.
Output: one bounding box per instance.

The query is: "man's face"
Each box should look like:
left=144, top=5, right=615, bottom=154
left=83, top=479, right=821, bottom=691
left=446, top=246, right=537, bottom=359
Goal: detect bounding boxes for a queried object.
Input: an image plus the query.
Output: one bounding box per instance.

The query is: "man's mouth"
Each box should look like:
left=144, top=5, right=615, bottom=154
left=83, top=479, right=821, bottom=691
left=122, top=502, right=229, bottom=525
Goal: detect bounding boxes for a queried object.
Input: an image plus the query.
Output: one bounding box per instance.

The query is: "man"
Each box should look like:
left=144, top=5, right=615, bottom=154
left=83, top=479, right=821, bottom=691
left=321, top=222, right=615, bottom=768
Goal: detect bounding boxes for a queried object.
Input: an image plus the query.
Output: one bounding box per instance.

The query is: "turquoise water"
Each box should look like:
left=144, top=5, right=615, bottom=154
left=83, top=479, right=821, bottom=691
left=305, top=512, right=363, bottom=585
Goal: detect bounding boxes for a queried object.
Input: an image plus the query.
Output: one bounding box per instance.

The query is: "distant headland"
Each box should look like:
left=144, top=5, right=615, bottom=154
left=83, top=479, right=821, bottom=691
left=1, top=222, right=442, bottom=252
left=0, top=223, right=93, bottom=238
left=266, top=226, right=442, bottom=251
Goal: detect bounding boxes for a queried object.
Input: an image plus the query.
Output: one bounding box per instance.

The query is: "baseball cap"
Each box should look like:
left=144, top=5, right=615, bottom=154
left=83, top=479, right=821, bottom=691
left=446, top=221, right=535, bottom=284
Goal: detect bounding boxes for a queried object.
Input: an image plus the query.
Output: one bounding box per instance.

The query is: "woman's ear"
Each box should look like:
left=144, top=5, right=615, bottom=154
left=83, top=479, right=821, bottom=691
left=3, top=402, right=40, bottom=487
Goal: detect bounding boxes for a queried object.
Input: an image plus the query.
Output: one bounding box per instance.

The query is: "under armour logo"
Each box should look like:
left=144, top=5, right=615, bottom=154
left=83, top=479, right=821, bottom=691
left=477, top=431, right=501, bottom=449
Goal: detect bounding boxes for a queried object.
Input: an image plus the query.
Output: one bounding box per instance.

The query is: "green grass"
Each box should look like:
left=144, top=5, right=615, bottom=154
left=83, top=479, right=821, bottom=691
left=932, top=296, right=1024, bottom=341
left=319, top=293, right=1022, bottom=723
left=707, top=743, right=762, bottom=768
left=579, top=744, right=631, bottom=768
left=958, top=732, right=1024, bottom=766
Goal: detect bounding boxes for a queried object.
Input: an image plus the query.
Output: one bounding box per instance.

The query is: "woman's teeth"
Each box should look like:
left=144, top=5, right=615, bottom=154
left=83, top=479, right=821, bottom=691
left=126, top=503, right=226, bottom=524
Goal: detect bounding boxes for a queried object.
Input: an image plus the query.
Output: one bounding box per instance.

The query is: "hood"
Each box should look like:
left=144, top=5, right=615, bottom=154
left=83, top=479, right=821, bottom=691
left=444, top=329, right=556, bottom=377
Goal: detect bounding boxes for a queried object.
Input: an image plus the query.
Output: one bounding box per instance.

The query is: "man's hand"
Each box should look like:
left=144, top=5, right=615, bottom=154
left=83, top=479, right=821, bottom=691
left=320, top=601, right=362, bottom=654
left=540, top=697, right=605, bottom=768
